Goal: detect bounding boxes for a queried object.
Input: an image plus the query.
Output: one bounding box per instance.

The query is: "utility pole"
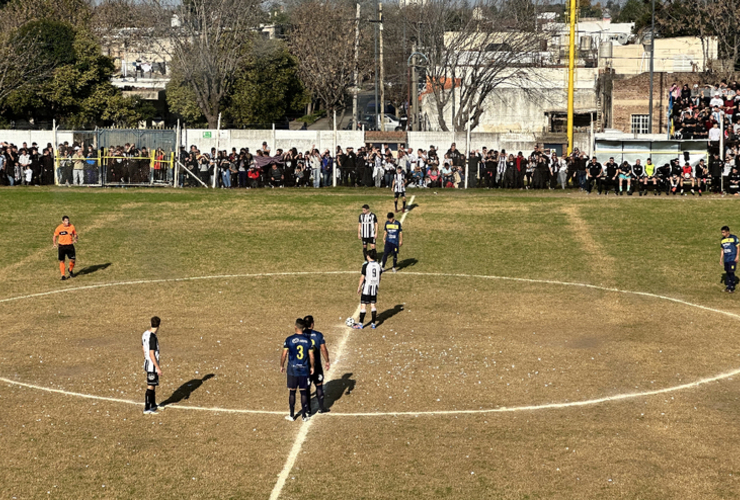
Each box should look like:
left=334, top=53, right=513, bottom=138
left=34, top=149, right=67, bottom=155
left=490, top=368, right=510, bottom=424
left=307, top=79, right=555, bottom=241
left=648, top=0, right=655, bottom=133
left=374, top=3, right=379, bottom=131
left=379, top=2, right=385, bottom=132
left=352, top=3, right=360, bottom=130
left=411, top=41, right=418, bottom=132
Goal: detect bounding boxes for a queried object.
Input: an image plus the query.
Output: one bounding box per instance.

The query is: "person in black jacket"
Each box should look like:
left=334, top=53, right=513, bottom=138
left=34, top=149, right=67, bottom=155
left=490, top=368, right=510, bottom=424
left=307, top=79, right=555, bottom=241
left=585, top=157, right=602, bottom=194
left=709, top=153, right=723, bottom=193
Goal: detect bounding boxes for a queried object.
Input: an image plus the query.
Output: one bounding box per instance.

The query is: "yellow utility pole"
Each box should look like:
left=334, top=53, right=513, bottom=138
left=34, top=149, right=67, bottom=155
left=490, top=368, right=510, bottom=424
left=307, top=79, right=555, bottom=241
left=567, top=0, right=577, bottom=154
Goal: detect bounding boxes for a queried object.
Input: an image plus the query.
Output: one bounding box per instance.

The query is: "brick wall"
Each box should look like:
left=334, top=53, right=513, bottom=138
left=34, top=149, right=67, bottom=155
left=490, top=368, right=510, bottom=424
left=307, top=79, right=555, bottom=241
left=611, top=72, right=708, bottom=134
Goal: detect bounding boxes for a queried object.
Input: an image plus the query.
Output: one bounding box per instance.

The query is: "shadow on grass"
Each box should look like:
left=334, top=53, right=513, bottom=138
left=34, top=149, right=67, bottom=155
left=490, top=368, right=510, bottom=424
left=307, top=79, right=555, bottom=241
left=374, top=304, right=404, bottom=327
left=75, top=263, right=112, bottom=276
left=395, top=258, right=417, bottom=270
left=160, top=374, right=215, bottom=407
left=321, top=373, right=356, bottom=410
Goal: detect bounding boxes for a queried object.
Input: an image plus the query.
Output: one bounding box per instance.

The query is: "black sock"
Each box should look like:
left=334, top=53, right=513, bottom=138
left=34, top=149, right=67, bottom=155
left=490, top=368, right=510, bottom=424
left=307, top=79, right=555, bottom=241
left=289, top=391, right=296, bottom=417
left=403, top=200, right=406, bottom=211
left=371, top=310, right=377, bottom=324
left=363, top=247, right=367, bottom=259
left=145, top=389, right=155, bottom=410
left=359, top=312, right=366, bottom=324
left=316, top=385, right=325, bottom=411
left=394, top=201, right=398, bottom=211
left=300, top=389, right=309, bottom=416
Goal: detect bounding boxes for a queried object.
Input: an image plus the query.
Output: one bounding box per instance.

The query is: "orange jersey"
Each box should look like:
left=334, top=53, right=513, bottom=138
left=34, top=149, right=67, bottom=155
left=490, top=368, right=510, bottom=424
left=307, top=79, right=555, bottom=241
left=54, top=224, right=77, bottom=245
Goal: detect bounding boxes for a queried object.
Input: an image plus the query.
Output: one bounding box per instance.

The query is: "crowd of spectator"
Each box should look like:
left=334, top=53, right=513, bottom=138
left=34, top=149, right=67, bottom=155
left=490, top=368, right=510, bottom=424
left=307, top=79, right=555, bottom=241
left=4, top=138, right=740, bottom=196
left=669, top=80, right=740, bottom=153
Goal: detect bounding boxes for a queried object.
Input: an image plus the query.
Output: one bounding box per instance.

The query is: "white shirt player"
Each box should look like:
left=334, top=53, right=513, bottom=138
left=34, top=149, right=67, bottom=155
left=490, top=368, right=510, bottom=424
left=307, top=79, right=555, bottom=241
left=361, top=261, right=383, bottom=296
left=394, top=172, right=406, bottom=193
left=142, top=330, right=159, bottom=372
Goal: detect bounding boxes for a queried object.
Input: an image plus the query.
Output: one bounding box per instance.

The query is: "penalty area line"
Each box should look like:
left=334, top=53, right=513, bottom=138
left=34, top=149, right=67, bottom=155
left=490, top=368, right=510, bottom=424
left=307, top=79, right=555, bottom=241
left=399, top=195, right=416, bottom=224
left=268, top=304, right=360, bottom=500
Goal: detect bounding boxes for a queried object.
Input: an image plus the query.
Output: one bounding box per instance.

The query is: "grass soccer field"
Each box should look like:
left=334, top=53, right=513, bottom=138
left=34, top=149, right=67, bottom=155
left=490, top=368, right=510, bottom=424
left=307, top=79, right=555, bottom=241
left=2, top=187, right=740, bottom=499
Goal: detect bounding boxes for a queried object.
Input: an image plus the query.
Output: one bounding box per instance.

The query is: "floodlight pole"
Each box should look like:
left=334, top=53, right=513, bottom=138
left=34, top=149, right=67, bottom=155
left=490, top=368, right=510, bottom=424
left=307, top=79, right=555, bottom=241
left=648, top=0, right=655, bottom=133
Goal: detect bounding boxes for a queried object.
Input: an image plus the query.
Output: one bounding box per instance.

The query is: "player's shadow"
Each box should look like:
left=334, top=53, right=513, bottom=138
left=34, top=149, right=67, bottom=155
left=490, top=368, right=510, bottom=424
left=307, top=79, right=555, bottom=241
left=406, top=203, right=419, bottom=212
left=375, top=304, right=404, bottom=327
left=160, top=374, right=215, bottom=407
left=75, top=263, right=111, bottom=276
left=319, top=373, right=356, bottom=410
left=395, top=258, right=417, bottom=271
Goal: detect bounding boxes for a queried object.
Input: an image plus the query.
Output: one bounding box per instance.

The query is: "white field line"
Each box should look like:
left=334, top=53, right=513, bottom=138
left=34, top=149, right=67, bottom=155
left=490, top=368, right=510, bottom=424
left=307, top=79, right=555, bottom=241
left=399, top=195, right=415, bottom=224
left=267, top=305, right=359, bottom=500
left=2, top=269, right=740, bottom=417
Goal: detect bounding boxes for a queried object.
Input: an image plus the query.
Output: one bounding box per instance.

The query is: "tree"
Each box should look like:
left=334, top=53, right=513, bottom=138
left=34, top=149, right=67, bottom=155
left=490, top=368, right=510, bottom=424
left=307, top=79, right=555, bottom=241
left=146, top=0, right=263, bottom=128
left=3, top=27, right=154, bottom=127
left=616, top=0, right=649, bottom=24
left=399, top=0, right=550, bottom=132
left=287, top=0, right=361, bottom=115
left=166, top=73, right=207, bottom=125
left=0, top=19, right=75, bottom=102
left=226, top=39, right=309, bottom=127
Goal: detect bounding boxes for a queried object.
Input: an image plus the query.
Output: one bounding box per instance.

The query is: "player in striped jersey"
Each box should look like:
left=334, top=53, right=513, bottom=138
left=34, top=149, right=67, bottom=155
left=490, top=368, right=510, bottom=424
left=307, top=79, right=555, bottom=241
left=358, top=204, right=378, bottom=258
left=142, top=316, right=163, bottom=414
left=393, top=166, right=407, bottom=213
left=354, top=249, right=383, bottom=329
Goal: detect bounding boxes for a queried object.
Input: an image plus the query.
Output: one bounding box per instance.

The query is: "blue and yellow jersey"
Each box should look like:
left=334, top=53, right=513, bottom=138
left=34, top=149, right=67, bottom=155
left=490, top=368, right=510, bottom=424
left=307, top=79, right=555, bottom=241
left=283, top=333, right=312, bottom=377
left=384, top=220, right=402, bottom=245
left=721, top=234, right=740, bottom=262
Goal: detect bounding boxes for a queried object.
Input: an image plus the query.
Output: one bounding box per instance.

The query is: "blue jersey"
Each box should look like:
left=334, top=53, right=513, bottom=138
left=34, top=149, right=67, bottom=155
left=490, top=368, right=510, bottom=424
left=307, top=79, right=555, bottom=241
left=384, top=220, right=402, bottom=245
left=283, top=333, right=312, bottom=377
left=721, top=234, right=740, bottom=262
left=307, top=329, right=325, bottom=362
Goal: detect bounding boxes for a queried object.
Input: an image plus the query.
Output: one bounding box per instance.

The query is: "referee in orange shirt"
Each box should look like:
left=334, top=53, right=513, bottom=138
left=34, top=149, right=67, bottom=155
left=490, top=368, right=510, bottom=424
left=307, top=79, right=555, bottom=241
left=52, top=215, right=78, bottom=280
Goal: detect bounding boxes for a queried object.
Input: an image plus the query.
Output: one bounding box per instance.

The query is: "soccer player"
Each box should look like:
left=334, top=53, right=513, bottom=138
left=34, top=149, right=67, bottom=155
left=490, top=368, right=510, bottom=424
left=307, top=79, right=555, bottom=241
left=142, top=316, right=163, bottom=414
left=643, top=158, right=659, bottom=195
left=694, top=159, right=708, bottom=196
left=358, top=204, right=378, bottom=259
left=617, top=161, right=632, bottom=195
left=393, top=166, right=407, bottom=213
left=381, top=212, right=403, bottom=272
left=52, top=215, right=78, bottom=280
left=354, top=249, right=383, bottom=329
left=680, top=162, right=696, bottom=195
left=280, top=318, right=315, bottom=421
left=721, top=226, right=740, bottom=293
left=304, top=315, right=331, bottom=414
left=631, top=159, right=646, bottom=196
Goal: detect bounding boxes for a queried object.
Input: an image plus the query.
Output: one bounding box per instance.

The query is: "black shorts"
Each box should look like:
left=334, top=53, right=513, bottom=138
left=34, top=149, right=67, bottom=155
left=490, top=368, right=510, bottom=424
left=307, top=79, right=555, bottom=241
left=361, top=293, right=377, bottom=304
left=287, top=375, right=310, bottom=390
left=394, top=190, right=405, bottom=199
left=362, top=237, right=375, bottom=246
left=310, top=368, right=325, bottom=385
left=58, top=244, right=75, bottom=261
left=146, top=371, right=159, bottom=386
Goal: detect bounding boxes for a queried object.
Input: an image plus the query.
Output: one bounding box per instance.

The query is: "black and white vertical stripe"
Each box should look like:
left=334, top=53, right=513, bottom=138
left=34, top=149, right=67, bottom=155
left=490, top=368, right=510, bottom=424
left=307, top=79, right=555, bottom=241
left=141, top=330, right=159, bottom=372
left=359, top=212, right=377, bottom=238
left=394, top=173, right=405, bottom=193
left=362, top=261, right=383, bottom=295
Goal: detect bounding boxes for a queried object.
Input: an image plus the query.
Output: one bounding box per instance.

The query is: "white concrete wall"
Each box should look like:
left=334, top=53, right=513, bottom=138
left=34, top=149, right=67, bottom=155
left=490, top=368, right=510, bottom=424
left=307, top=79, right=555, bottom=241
left=608, top=37, right=718, bottom=75
left=408, top=131, right=591, bottom=155
left=181, top=129, right=364, bottom=154
left=421, top=68, right=598, bottom=133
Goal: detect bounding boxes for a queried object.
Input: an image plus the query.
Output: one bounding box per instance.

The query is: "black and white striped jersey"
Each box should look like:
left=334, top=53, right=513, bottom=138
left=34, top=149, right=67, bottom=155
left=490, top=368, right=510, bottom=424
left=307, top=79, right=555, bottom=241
left=359, top=212, right=378, bottom=238
left=394, top=173, right=406, bottom=193
left=142, top=330, right=159, bottom=373
left=361, top=261, right=383, bottom=296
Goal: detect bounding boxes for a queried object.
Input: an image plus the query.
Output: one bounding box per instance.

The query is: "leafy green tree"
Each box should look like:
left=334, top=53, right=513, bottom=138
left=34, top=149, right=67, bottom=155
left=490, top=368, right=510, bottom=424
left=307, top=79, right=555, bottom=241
left=616, top=0, right=649, bottom=24
left=225, top=40, right=308, bottom=127
left=165, top=72, right=207, bottom=126
left=3, top=27, right=154, bottom=127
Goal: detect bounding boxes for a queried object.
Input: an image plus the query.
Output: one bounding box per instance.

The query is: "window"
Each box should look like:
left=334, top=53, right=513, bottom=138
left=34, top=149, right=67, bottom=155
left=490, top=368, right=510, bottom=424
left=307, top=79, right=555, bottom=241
left=631, top=114, right=650, bottom=134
